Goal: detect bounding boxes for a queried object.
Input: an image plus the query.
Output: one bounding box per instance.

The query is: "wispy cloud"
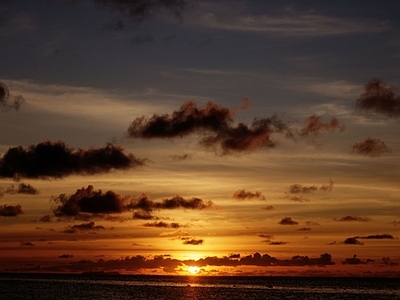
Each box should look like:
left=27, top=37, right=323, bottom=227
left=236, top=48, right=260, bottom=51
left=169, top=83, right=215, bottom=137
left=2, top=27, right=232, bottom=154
left=190, top=5, right=391, bottom=36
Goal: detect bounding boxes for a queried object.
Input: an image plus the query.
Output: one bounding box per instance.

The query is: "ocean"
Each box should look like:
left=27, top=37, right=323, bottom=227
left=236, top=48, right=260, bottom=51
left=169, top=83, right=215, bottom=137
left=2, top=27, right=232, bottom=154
left=0, top=273, right=399, bottom=299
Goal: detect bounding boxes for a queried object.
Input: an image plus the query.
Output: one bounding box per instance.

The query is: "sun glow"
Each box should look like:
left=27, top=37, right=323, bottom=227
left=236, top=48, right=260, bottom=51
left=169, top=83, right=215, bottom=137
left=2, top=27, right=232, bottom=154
left=187, top=266, right=200, bottom=275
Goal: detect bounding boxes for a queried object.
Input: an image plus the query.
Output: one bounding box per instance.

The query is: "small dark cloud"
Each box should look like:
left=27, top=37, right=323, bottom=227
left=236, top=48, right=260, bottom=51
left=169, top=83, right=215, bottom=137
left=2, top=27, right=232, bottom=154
left=268, top=241, right=287, bottom=245
left=127, top=100, right=292, bottom=155
left=1, top=183, right=39, bottom=197
left=62, top=222, right=105, bottom=233
left=258, top=234, right=274, bottom=239
left=0, top=141, right=146, bottom=180
left=232, top=189, right=265, bottom=201
left=343, top=237, right=364, bottom=245
left=20, top=242, right=35, bottom=247
left=262, top=205, right=274, bottom=210
left=382, top=257, right=398, bottom=266
left=297, top=227, right=311, bottom=231
left=170, top=153, right=193, bottom=161
left=334, top=216, right=372, bottom=222
left=288, top=180, right=333, bottom=195
left=39, top=215, right=52, bottom=222
left=228, top=253, right=240, bottom=259
left=298, top=115, right=345, bottom=136
left=0, top=204, right=23, bottom=217
left=59, top=254, right=74, bottom=259
left=278, top=217, right=299, bottom=225
left=181, top=237, right=203, bottom=245
left=305, top=221, right=320, bottom=226
left=352, top=137, right=390, bottom=157
left=143, top=221, right=182, bottom=228
left=327, top=241, right=336, bottom=245
left=356, top=78, right=400, bottom=118
left=342, top=254, right=369, bottom=265
left=90, top=0, right=190, bottom=23
left=0, top=81, right=25, bottom=112
left=289, top=196, right=310, bottom=202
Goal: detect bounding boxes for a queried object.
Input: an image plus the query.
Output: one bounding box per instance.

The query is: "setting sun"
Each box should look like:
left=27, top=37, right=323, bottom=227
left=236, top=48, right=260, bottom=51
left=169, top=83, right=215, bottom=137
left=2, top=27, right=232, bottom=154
left=187, top=266, right=200, bottom=275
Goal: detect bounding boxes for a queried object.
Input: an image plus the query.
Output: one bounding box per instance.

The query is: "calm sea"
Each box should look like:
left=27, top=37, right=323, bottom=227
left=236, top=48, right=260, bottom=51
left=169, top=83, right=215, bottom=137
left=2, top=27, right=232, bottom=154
left=0, top=273, right=399, bottom=299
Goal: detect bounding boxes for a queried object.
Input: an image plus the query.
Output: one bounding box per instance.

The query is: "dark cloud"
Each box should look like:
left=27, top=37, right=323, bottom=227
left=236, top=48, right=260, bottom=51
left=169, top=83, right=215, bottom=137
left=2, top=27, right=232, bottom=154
left=0, top=204, right=23, bottom=217
left=0, top=183, right=39, bottom=197
left=59, top=254, right=74, bottom=259
left=278, top=217, right=299, bottom=225
left=298, top=115, right=345, bottom=136
left=20, top=242, right=35, bottom=247
left=334, top=216, right=372, bottom=222
left=288, top=180, right=333, bottom=194
left=39, top=214, right=52, bottom=222
left=181, top=237, right=203, bottom=245
left=62, top=221, right=106, bottom=233
left=232, top=189, right=265, bottom=201
left=0, top=81, right=25, bottom=111
left=262, top=205, right=274, bottom=210
left=127, top=100, right=292, bottom=155
left=143, top=221, right=182, bottom=228
left=297, top=227, right=311, bottom=231
left=356, top=78, right=400, bottom=118
left=289, top=196, right=310, bottom=202
left=268, top=241, right=287, bottom=245
left=258, top=234, right=274, bottom=239
left=343, top=237, right=364, bottom=245
left=0, top=141, right=146, bottom=179
left=53, top=186, right=214, bottom=219
left=342, top=254, right=369, bottom=265
left=382, top=257, right=398, bottom=266
left=356, top=234, right=394, bottom=240
left=228, top=253, right=240, bottom=259
left=90, top=0, right=191, bottom=23
left=352, top=137, right=390, bottom=157
left=170, top=153, right=193, bottom=160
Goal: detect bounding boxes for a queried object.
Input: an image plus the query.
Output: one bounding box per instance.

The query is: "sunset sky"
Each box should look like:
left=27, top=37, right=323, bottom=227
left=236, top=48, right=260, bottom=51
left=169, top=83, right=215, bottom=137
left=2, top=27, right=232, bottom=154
left=0, top=0, right=399, bottom=277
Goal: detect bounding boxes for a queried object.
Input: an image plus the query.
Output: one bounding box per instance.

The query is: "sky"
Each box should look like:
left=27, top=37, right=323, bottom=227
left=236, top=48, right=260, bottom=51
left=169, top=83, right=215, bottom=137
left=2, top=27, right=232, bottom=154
left=0, top=0, right=399, bottom=277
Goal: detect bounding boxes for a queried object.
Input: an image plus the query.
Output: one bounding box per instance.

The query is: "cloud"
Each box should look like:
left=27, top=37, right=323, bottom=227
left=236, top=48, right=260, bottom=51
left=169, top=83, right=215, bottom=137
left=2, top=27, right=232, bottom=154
left=0, top=204, right=23, bottom=217
left=39, top=215, right=52, bottom=222
left=356, top=234, right=394, bottom=240
left=356, top=78, right=400, bottom=118
left=89, top=0, right=190, bottom=23
left=170, top=153, right=193, bottom=160
left=53, top=185, right=214, bottom=219
left=262, top=205, right=274, bottom=210
left=343, top=237, right=364, bottom=245
left=288, top=180, right=333, bottom=195
left=0, top=182, right=39, bottom=197
left=0, top=141, right=146, bottom=179
left=278, top=217, right=299, bottom=225
left=334, top=216, right=372, bottom=222
left=298, top=115, right=345, bottom=136
left=180, top=237, right=203, bottom=245
left=232, top=189, right=265, bottom=201
left=268, top=241, right=287, bottom=245
left=143, top=221, right=182, bottom=228
left=297, top=227, right=311, bottom=231
left=59, top=254, right=74, bottom=259
left=342, top=254, right=369, bottom=265
left=352, top=137, right=390, bottom=157
left=62, top=222, right=106, bottom=233
left=0, top=81, right=25, bottom=111
left=305, top=221, right=320, bottom=226
left=127, top=100, right=292, bottom=155
left=20, top=242, right=35, bottom=247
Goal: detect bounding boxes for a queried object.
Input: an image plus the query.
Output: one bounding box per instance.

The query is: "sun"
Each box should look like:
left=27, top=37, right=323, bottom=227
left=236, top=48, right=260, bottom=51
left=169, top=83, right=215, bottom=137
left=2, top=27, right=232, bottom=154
left=187, top=266, right=200, bottom=275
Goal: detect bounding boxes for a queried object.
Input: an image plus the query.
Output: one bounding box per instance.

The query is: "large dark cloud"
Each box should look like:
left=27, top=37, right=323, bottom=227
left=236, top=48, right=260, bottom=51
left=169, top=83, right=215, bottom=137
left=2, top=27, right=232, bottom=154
left=352, top=137, right=390, bottom=157
left=356, top=78, right=400, bottom=118
left=53, top=185, right=214, bottom=219
left=127, top=100, right=292, bottom=155
left=342, top=234, right=395, bottom=245
left=0, top=81, right=25, bottom=112
left=232, top=189, right=265, bottom=201
left=0, top=204, right=23, bottom=217
left=0, top=141, right=146, bottom=179
left=298, top=115, right=345, bottom=136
